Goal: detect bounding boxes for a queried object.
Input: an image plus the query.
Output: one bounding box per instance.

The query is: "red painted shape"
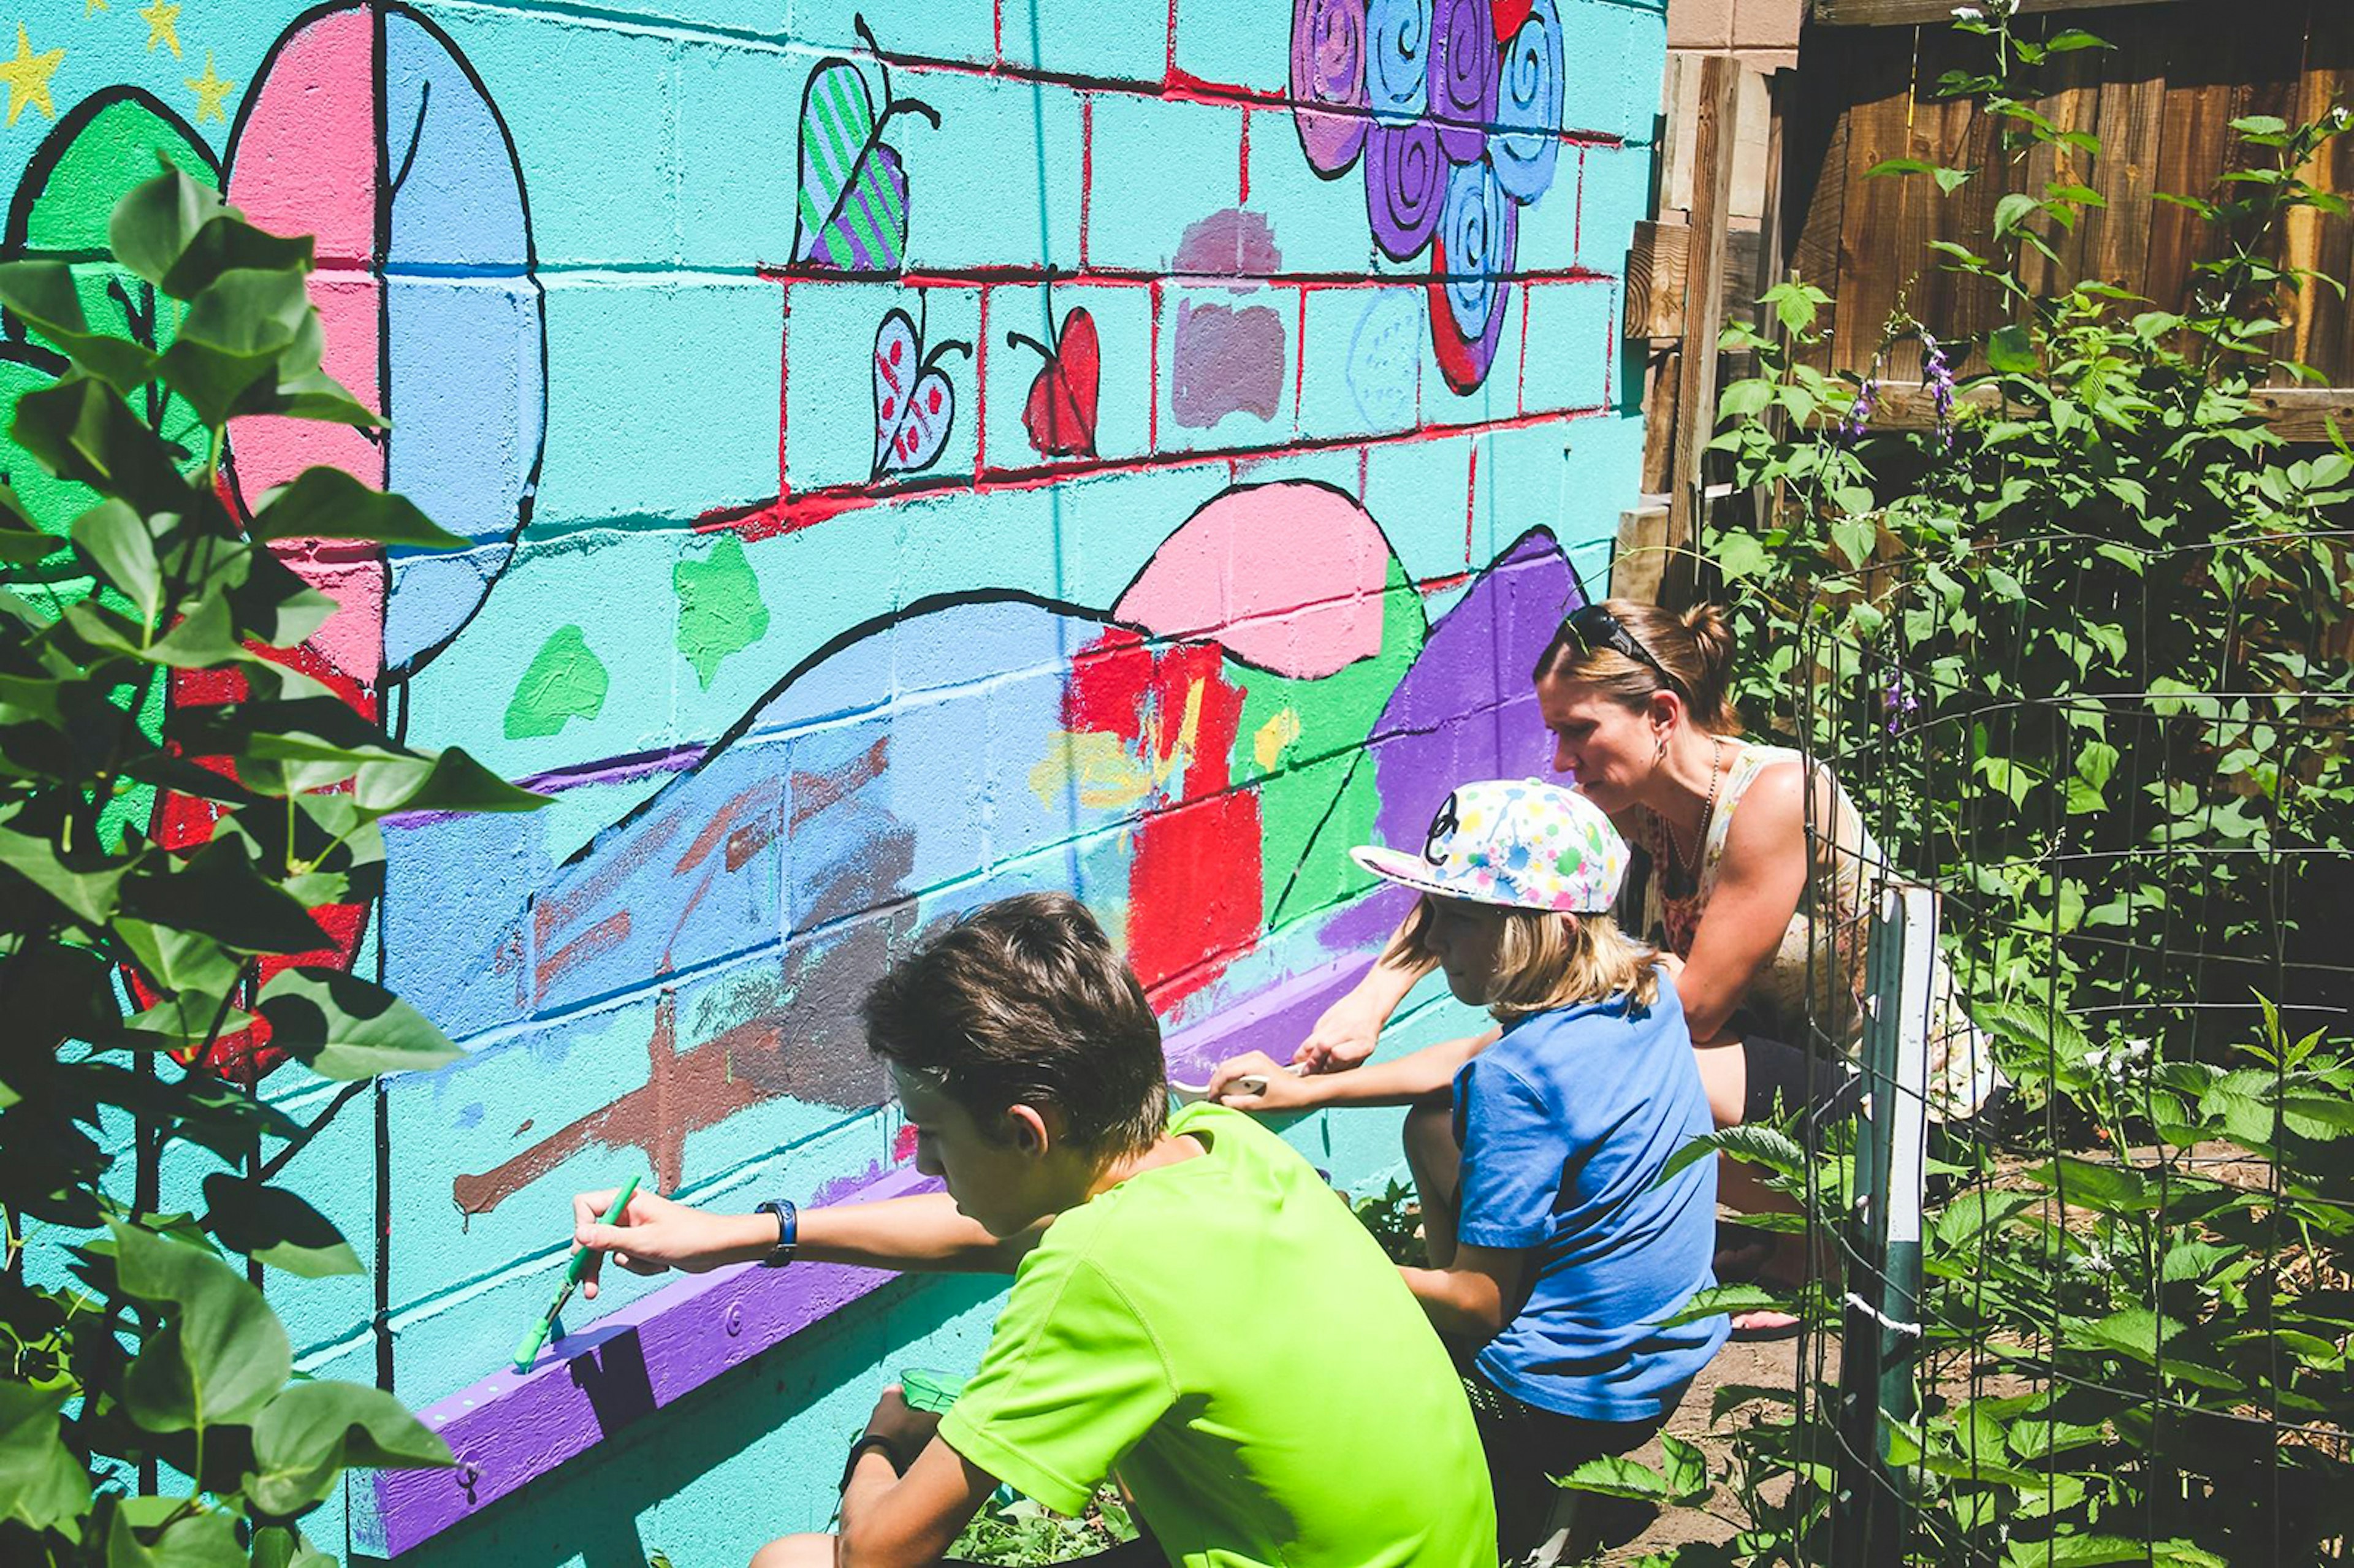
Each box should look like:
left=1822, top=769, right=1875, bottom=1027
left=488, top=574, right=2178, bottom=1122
left=1490, top=0, right=1534, bottom=37
left=1061, top=631, right=1260, bottom=1007
left=1015, top=306, right=1102, bottom=458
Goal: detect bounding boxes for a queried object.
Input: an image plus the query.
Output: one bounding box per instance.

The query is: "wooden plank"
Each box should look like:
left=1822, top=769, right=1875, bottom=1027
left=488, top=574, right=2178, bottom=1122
left=1661, top=53, right=1701, bottom=217
left=2081, top=19, right=2169, bottom=298
left=2143, top=19, right=2243, bottom=332
left=2015, top=29, right=2104, bottom=299
left=1813, top=0, right=2187, bottom=23
left=1641, top=348, right=1680, bottom=493
left=1667, top=54, right=1742, bottom=608
left=2310, top=2, right=2354, bottom=382
left=1613, top=504, right=1672, bottom=605
left=1784, top=37, right=1853, bottom=378
left=1831, top=33, right=1918, bottom=374
left=1826, top=379, right=2354, bottom=441
left=1625, top=221, right=1691, bottom=339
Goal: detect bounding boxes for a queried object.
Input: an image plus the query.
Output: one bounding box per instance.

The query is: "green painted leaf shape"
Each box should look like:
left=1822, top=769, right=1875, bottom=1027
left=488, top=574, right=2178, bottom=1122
left=112, top=1220, right=291, bottom=1433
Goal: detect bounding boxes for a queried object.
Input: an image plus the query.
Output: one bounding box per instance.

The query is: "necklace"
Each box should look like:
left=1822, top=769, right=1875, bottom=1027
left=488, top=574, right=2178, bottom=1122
left=1660, top=736, right=1724, bottom=880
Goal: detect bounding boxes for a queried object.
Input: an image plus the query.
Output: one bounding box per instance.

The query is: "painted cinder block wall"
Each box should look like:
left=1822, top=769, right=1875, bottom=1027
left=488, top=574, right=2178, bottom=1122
left=0, top=0, right=1666, bottom=1561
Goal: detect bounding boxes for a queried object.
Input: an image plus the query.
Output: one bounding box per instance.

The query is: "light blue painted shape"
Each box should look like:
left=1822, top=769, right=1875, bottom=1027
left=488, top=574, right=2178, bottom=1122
left=1088, top=96, right=1243, bottom=273
left=1000, top=0, right=1167, bottom=85
left=386, top=12, right=530, bottom=268
left=1299, top=286, right=1421, bottom=440
left=784, top=284, right=981, bottom=492
left=382, top=804, right=554, bottom=1045
left=535, top=277, right=782, bottom=527
left=1469, top=420, right=1576, bottom=566
left=1520, top=279, right=1615, bottom=414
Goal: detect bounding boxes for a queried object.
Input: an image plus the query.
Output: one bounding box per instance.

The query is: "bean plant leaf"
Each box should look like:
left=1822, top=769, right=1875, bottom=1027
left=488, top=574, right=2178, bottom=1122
left=200, top=1174, right=362, bottom=1278
left=0, top=1382, right=86, bottom=1532
left=247, top=467, right=461, bottom=549
left=245, top=1380, right=454, bottom=1515
left=109, top=166, right=238, bottom=292
left=112, top=1221, right=291, bottom=1433
left=254, top=966, right=464, bottom=1079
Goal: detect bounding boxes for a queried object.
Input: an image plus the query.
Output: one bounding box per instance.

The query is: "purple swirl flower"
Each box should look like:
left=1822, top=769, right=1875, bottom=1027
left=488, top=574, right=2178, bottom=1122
left=1365, top=0, right=1431, bottom=124
left=1366, top=119, right=1445, bottom=261
left=1426, top=0, right=1497, bottom=165
left=1290, top=0, right=1370, bottom=175
left=1491, top=0, right=1563, bottom=204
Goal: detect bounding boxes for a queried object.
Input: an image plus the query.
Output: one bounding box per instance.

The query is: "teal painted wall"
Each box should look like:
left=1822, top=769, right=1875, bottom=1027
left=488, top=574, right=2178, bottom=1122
left=0, top=0, right=1664, bottom=1559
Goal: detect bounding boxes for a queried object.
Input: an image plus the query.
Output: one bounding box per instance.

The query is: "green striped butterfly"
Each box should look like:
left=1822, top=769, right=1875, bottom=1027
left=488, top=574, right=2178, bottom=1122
left=791, top=15, right=940, bottom=274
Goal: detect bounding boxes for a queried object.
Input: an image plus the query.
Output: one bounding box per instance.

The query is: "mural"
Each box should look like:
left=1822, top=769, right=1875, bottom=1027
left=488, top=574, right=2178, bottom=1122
left=0, top=0, right=1663, bottom=1558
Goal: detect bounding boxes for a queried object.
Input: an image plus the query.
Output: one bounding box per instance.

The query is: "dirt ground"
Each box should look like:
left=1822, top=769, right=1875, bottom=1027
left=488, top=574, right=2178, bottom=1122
left=1599, top=1331, right=1804, bottom=1562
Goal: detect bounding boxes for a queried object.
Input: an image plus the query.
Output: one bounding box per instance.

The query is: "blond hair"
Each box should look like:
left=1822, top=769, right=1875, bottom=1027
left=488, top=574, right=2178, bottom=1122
left=1529, top=599, right=1740, bottom=734
left=1401, top=896, right=1665, bottom=1021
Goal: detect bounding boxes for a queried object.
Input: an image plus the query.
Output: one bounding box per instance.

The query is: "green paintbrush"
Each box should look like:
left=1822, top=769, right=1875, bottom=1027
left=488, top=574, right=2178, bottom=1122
left=512, top=1174, right=639, bottom=1374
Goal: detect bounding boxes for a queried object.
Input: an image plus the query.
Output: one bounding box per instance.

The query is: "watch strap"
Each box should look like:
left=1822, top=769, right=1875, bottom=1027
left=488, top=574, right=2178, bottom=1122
left=757, top=1198, right=798, bottom=1268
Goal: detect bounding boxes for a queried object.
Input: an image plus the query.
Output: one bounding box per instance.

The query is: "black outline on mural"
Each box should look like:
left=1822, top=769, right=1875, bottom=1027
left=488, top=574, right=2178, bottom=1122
left=213, top=0, right=550, bottom=687
left=787, top=12, right=942, bottom=280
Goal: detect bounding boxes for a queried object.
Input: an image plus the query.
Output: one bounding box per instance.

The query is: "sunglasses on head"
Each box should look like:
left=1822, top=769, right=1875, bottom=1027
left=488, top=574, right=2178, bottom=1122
left=1563, top=604, right=1678, bottom=691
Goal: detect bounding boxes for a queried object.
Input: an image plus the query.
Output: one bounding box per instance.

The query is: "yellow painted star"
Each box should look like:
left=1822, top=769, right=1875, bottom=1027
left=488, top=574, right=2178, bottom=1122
left=84, top=0, right=109, bottom=15
left=184, top=49, right=232, bottom=122
left=0, top=23, right=63, bottom=126
left=138, top=0, right=180, bottom=57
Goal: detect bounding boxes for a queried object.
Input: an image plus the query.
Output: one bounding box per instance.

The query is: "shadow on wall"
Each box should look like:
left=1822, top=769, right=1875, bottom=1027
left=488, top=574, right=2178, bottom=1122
left=357, top=1270, right=1008, bottom=1568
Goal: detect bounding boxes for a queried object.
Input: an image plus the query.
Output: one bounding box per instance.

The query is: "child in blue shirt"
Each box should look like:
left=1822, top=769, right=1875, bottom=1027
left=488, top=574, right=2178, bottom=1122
left=1208, top=779, right=1726, bottom=1558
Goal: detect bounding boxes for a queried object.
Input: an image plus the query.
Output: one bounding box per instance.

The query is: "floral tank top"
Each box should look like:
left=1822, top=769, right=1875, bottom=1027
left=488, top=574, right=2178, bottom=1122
left=1628, top=744, right=2004, bottom=1121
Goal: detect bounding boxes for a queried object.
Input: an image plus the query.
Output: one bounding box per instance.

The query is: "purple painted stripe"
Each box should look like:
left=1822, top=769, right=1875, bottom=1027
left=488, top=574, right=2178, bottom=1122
left=359, top=1165, right=938, bottom=1557
left=358, top=958, right=1377, bottom=1555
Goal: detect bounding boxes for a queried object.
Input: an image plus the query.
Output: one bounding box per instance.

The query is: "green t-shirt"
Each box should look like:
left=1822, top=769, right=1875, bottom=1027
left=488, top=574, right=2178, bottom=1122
left=937, top=1103, right=1497, bottom=1567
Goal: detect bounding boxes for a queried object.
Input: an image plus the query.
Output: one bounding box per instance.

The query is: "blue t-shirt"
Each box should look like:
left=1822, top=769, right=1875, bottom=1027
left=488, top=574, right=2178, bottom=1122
left=1452, top=973, right=1728, bottom=1420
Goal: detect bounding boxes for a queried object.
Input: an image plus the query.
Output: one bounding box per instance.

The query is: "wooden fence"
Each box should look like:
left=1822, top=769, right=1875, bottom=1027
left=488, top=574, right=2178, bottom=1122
left=1780, top=0, right=2354, bottom=433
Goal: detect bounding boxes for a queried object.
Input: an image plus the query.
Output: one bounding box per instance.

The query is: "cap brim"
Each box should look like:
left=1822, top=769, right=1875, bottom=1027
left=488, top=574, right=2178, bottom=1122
left=1349, top=845, right=1615, bottom=915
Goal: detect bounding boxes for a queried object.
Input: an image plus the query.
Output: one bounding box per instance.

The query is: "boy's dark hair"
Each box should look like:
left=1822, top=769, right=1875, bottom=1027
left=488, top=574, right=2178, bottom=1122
left=862, top=892, right=1168, bottom=1157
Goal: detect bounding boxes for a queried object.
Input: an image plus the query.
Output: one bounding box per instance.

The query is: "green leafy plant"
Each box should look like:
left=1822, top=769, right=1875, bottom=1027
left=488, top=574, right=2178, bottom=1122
left=1351, top=1176, right=1425, bottom=1265
left=948, top=1489, right=1138, bottom=1566
left=1625, top=6, right=2354, bottom=1564
left=0, top=167, right=544, bottom=1564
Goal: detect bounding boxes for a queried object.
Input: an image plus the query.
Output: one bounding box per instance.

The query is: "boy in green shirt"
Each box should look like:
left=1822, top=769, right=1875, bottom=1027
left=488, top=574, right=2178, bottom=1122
left=570, top=893, right=1498, bottom=1568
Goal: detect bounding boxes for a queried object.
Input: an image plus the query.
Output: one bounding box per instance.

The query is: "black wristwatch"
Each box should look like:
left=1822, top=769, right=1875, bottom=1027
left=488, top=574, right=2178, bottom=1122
left=839, top=1433, right=905, bottom=1493
left=757, top=1198, right=798, bottom=1268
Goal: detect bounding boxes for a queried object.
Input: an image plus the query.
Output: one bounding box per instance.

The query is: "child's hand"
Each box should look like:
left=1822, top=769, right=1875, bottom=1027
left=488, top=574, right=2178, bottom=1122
left=1207, top=1051, right=1317, bottom=1111
left=1292, top=992, right=1382, bottom=1074
left=571, top=1187, right=755, bottom=1298
left=859, top=1385, right=944, bottom=1466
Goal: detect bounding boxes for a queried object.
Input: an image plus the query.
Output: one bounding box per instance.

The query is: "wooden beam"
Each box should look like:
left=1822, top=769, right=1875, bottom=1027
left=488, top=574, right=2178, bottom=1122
left=1614, top=504, right=1672, bottom=604
left=1625, top=221, right=1690, bottom=339
left=1667, top=55, right=1742, bottom=608
left=1811, top=0, right=2187, bottom=23
left=1821, top=379, right=2354, bottom=440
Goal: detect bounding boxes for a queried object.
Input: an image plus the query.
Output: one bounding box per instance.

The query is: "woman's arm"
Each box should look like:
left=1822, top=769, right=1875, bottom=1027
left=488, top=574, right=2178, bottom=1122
left=1209, top=1027, right=1502, bottom=1110
left=1293, top=915, right=1441, bottom=1072
left=1675, top=759, right=1815, bottom=1044
left=1399, top=1243, right=1528, bottom=1339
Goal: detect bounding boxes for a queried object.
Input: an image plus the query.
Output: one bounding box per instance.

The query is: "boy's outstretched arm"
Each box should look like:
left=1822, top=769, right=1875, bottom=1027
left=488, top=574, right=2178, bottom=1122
left=1399, top=1243, right=1527, bottom=1340
left=570, top=1188, right=1049, bottom=1298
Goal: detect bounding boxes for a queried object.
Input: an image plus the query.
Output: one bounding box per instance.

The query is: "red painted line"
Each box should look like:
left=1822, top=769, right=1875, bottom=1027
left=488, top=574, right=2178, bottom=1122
left=1517, top=281, right=1530, bottom=419
left=1164, top=0, right=1178, bottom=85
left=777, top=285, right=792, bottom=503
left=975, top=287, right=991, bottom=477
left=1148, top=280, right=1162, bottom=452
left=1356, top=445, right=1369, bottom=501
left=992, top=0, right=1002, bottom=66
left=1293, top=284, right=1307, bottom=421
left=1238, top=107, right=1251, bottom=205
left=698, top=406, right=1604, bottom=542
left=1464, top=436, right=1480, bottom=565
left=1080, top=96, right=1093, bottom=272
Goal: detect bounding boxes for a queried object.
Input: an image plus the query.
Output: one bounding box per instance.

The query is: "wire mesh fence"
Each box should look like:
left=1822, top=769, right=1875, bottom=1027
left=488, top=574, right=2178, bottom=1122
left=1710, top=526, right=2354, bottom=1567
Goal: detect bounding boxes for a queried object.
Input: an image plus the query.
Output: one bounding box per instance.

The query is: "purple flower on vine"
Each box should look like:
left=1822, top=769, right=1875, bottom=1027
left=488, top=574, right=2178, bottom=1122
left=1883, top=669, right=1922, bottom=734
left=1921, top=329, right=1957, bottom=449
left=1840, top=376, right=1878, bottom=443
